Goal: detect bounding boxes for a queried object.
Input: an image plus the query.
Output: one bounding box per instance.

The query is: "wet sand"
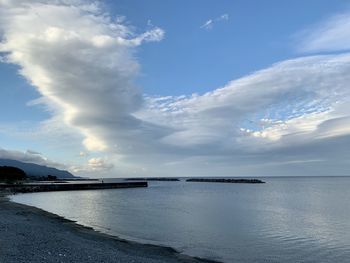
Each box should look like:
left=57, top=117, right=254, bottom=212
left=0, top=192, right=219, bottom=263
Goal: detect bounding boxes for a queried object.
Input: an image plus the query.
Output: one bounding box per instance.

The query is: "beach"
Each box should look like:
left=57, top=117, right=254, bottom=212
left=0, top=192, right=216, bottom=263
left=9, top=178, right=350, bottom=263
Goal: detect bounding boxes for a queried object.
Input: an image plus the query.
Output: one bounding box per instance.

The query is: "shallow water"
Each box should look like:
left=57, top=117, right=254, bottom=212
left=11, top=177, right=350, bottom=262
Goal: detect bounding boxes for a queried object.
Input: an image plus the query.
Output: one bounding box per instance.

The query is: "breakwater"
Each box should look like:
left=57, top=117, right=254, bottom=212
left=186, top=178, right=265, bottom=183
left=125, top=178, right=180, bottom=181
left=0, top=182, right=148, bottom=193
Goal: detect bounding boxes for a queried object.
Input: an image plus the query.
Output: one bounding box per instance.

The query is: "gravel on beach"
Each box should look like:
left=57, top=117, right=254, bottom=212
left=0, top=194, right=216, bottom=263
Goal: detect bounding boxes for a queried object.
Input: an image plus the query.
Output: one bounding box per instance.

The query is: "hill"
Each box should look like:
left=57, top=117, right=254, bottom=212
left=0, top=159, right=76, bottom=179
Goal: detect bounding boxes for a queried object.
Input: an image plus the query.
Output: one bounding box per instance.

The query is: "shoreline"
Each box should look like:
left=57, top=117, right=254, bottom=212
left=0, top=192, right=221, bottom=263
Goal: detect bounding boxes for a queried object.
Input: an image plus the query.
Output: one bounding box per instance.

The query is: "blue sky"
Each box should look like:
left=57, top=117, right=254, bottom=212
left=106, top=0, right=349, bottom=95
left=1, top=0, right=350, bottom=177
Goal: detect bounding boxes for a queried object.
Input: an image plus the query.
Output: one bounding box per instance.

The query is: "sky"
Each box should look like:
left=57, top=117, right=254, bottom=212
left=0, top=0, right=350, bottom=177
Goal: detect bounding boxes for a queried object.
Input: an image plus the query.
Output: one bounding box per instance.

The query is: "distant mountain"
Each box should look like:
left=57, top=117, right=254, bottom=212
left=0, top=159, right=76, bottom=179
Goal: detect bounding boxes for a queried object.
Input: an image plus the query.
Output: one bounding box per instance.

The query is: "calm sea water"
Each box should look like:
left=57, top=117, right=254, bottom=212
left=11, top=177, right=350, bottom=262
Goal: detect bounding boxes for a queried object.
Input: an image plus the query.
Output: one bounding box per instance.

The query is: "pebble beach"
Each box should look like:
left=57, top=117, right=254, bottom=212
left=0, top=193, right=216, bottom=263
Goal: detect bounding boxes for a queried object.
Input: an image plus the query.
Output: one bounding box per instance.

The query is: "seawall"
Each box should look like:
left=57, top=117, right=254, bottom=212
left=0, top=182, right=148, bottom=193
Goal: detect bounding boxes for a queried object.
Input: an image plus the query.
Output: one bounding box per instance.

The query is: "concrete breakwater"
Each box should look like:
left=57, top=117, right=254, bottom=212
left=186, top=178, right=265, bottom=184
left=0, top=182, right=148, bottom=193
left=126, top=177, right=180, bottom=181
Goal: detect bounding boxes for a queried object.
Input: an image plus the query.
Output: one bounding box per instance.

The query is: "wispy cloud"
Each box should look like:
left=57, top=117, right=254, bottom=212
left=218, top=14, right=229, bottom=21
left=201, top=19, right=213, bottom=30
left=297, top=10, right=350, bottom=53
left=200, top=14, right=229, bottom=30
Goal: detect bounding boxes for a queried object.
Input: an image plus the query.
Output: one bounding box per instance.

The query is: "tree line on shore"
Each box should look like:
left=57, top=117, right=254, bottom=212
left=0, top=166, right=26, bottom=183
left=0, top=166, right=57, bottom=183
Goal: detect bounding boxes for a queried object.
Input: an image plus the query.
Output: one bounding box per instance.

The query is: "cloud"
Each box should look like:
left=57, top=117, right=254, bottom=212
left=70, top=156, right=114, bottom=177
left=135, top=54, right=350, bottom=176
left=0, top=147, right=67, bottom=169
left=1, top=1, right=350, bottom=177
left=297, top=10, right=350, bottom=53
left=88, top=157, right=114, bottom=171
left=79, top=151, right=88, bottom=157
left=200, top=19, right=213, bottom=30
left=0, top=0, right=164, bottom=154
left=200, top=14, right=229, bottom=30
left=218, top=14, right=229, bottom=21
left=26, top=149, right=42, bottom=155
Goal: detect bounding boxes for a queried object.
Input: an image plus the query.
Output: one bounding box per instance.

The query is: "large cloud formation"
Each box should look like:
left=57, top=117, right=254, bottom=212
left=0, top=0, right=164, bottom=153
left=1, top=0, right=350, bottom=177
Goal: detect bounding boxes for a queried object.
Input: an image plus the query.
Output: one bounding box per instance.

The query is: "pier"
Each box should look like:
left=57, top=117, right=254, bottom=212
left=0, top=182, right=148, bottom=193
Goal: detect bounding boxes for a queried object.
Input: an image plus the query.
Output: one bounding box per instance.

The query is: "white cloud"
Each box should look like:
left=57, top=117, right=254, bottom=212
left=0, top=147, right=67, bottom=169
left=297, top=10, right=350, bottom=53
left=200, top=19, right=213, bottom=30
left=134, top=54, right=350, bottom=176
left=79, top=151, right=88, bottom=157
left=88, top=157, right=114, bottom=170
left=0, top=0, right=164, bottom=154
left=200, top=14, right=229, bottom=30
left=130, top=27, right=165, bottom=46
left=218, top=14, right=229, bottom=21
left=70, top=156, right=114, bottom=177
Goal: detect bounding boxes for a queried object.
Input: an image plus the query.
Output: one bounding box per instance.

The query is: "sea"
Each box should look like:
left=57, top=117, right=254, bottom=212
left=11, top=177, right=350, bottom=263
